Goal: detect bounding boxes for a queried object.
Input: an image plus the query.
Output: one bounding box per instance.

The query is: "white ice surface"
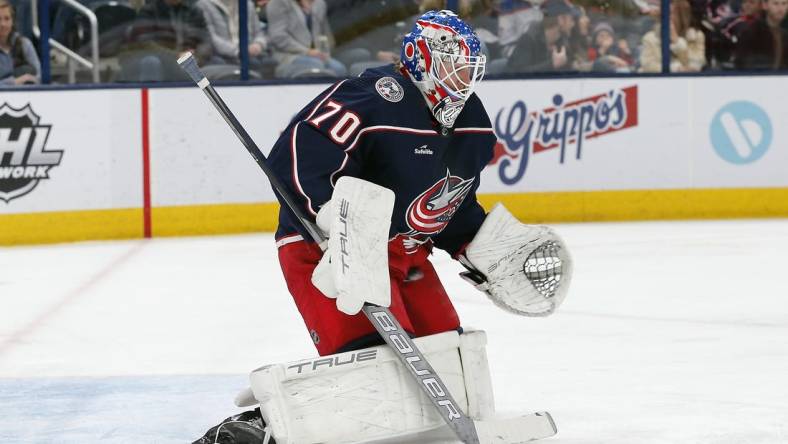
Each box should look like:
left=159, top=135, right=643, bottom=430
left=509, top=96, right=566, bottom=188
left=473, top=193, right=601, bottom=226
left=1, top=219, right=788, bottom=443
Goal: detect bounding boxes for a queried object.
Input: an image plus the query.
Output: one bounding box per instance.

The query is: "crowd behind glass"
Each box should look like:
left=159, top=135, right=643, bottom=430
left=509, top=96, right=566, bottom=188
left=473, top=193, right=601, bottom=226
left=2, top=0, right=787, bottom=85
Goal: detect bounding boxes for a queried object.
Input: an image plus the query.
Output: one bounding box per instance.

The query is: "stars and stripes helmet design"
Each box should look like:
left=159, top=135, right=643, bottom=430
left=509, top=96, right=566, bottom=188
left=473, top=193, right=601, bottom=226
left=401, top=10, right=486, bottom=128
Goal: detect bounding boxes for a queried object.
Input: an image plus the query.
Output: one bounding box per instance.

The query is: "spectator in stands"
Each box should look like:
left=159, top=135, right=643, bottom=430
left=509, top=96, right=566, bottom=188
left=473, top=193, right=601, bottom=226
left=505, top=0, right=576, bottom=72
left=266, top=0, right=346, bottom=78
left=196, top=0, right=269, bottom=66
left=639, top=0, right=706, bottom=71
left=699, top=0, right=734, bottom=66
left=735, top=0, right=788, bottom=68
left=9, top=0, right=33, bottom=40
left=256, top=0, right=270, bottom=24
left=588, top=21, right=634, bottom=71
left=497, top=0, right=544, bottom=58
left=123, top=0, right=213, bottom=81
left=573, top=0, right=658, bottom=20
left=574, top=0, right=658, bottom=61
left=712, top=0, right=761, bottom=67
left=567, top=5, right=593, bottom=70
left=705, top=0, right=735, bottom=27
left=725, top=0, right=762, bottom=37
left=197, top=0, right=277, bottom=77
left=553, top=0, right=579, bottom=39
left=0, top=0, right=39, bottom=85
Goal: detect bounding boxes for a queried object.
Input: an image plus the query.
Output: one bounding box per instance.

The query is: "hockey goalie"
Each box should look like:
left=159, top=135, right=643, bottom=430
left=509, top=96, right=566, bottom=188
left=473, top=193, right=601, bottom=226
left=194, top=10, right=572, bottom=444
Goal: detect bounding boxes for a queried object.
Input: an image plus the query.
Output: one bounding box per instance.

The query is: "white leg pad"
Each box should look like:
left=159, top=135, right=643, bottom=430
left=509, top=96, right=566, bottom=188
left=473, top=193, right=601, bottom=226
left=242, top=330, right=495, bottom=444
left=458, top=330, right=495, bottom=420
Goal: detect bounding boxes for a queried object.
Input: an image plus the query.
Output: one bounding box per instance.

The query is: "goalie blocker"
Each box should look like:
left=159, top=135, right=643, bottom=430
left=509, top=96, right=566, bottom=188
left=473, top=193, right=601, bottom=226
left=235, top=330, right=557, bottom=444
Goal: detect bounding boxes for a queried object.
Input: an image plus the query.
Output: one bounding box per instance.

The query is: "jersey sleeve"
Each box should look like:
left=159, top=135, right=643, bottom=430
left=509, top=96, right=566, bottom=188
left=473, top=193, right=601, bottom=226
left=287, top=122, right=362, bottom=216
left=431, top=177, right=487, bottom=257
left=266, top=80, right=371, bottom=234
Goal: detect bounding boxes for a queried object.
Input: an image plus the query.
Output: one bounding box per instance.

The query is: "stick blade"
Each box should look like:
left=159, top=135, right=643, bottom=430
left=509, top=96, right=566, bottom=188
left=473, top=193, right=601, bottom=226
left=475, top=412, right=557, bottom=444
left=367, top=412, right=557, bottom=444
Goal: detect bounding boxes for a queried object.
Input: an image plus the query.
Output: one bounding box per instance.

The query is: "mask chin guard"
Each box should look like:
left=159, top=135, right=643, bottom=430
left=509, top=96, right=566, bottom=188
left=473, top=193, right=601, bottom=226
left=432, top=96, right=465, bottom=130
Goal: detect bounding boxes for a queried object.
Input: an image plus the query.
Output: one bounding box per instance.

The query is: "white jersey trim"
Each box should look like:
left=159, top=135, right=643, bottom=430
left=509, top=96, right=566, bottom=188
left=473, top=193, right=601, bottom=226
left=276, top=234, right=305, bottom=248
left=454, top=127, right=496, bottom=134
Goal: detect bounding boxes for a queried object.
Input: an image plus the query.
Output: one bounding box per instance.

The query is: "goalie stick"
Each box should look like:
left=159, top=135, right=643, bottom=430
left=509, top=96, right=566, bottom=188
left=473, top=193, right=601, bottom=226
left=177, top=53, right=481, bottom=444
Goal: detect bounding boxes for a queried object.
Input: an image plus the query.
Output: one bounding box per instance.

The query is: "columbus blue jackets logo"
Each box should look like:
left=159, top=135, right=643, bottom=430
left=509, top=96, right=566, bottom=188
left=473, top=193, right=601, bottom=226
left=375, top=77, right=404, bottom=103
left=0, top=104, right=63, bottom=203
left=406, top=169, right=474, bottom=235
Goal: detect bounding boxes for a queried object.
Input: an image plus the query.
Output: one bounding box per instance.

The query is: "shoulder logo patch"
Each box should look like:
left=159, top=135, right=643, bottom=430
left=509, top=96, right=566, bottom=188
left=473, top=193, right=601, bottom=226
left=375, top=77, right=404, bottom=103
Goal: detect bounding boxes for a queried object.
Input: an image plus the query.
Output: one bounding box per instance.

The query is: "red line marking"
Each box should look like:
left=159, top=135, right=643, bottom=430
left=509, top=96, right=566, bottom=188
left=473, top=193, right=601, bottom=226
left=142, top=88, right=152, bottom=238
left=0, top=242, right=146, bottom=360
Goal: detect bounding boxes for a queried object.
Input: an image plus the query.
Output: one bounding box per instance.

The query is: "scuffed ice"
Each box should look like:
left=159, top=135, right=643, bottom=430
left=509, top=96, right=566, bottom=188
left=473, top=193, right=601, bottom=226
left=1, top=219, right=787, bottom=443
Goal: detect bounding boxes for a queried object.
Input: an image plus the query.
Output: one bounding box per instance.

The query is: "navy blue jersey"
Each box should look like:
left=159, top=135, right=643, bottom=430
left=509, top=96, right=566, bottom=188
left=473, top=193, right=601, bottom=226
left=267, top=65, right=496, bottom=256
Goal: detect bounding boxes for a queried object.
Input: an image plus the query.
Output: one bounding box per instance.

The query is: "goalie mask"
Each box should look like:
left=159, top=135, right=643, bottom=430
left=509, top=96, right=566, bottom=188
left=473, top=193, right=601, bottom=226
left=401, top=10, right=486, bottom=129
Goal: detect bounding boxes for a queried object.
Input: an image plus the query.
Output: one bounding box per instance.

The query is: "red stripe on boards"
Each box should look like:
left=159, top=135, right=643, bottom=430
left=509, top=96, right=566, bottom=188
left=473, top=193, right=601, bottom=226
left=141, top=88, right=152, bottom=238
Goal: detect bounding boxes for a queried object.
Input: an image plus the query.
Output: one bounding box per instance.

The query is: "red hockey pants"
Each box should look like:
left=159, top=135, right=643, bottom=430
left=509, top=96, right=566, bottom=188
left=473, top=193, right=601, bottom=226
left=277, top=238, right=461, bottom=356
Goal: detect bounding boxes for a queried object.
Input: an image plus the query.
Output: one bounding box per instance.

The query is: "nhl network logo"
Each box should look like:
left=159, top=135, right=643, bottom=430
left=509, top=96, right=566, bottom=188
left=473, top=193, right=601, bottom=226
left=0, top=104, right=63, bottom=203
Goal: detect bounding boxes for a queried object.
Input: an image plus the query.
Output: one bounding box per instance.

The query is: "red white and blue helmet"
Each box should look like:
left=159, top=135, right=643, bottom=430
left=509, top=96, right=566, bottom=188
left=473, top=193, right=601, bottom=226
left=401, top=10, right=486, bottom=128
